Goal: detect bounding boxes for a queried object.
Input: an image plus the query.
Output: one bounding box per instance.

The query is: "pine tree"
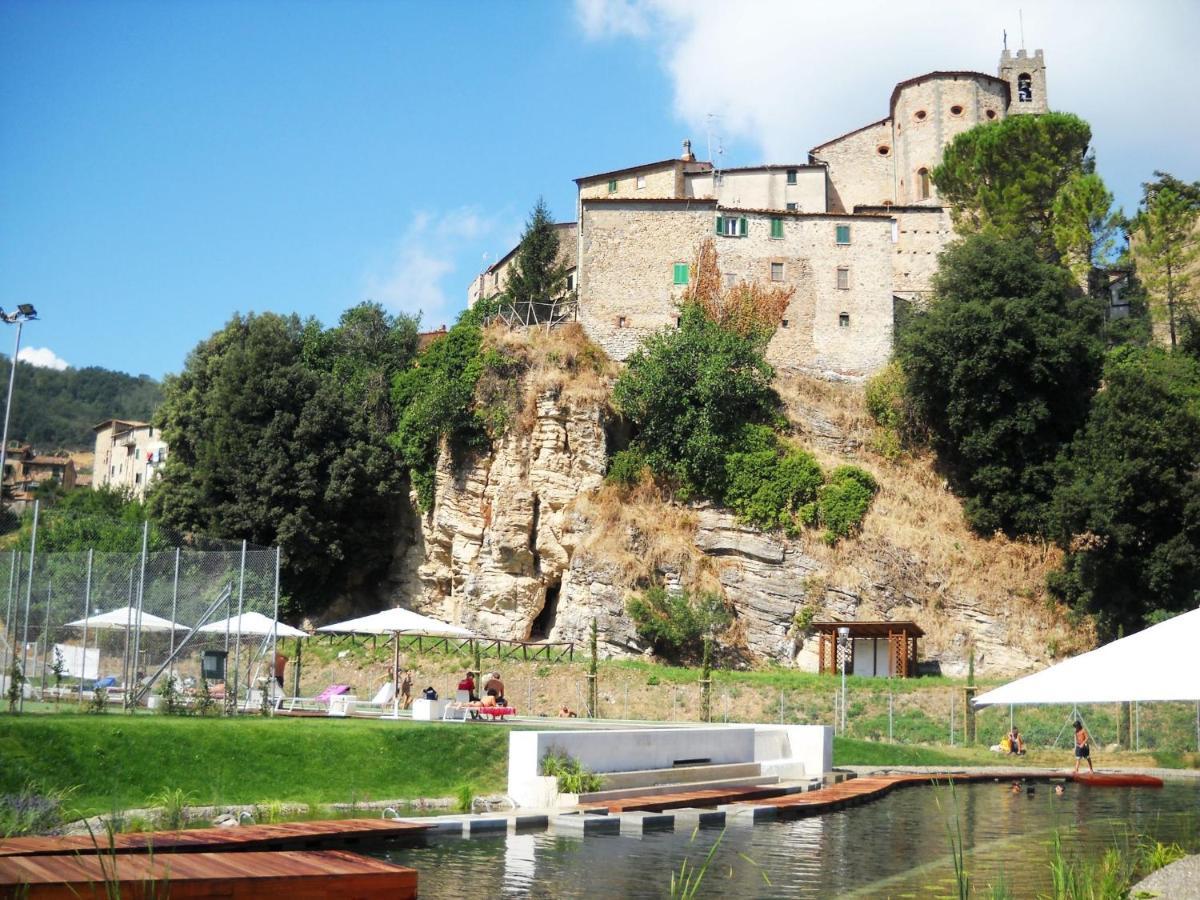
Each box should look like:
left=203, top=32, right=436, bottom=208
left=504, top=199, right=569, bottom=323
left=1132, top=183, right=1200, bottom=348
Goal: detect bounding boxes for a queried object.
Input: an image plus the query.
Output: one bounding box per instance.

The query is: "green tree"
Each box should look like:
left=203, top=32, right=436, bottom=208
left=390, top=304, right=492, bottom=509
left=612, top=303, right=779, bottom=499
left=626, top=585, right=731, bottom=661
left=503, top=199, right=570, bottom=321
left=150, top=311, right=412, bottom=615
left=932, top=112, right=1094, bottom=260
left=1049, top=347, right=1200, bottom=634
left=1051, top=172, right=1122, bottom=286
left=899, top=234, right=1104, bottom=535
left=1131, top=179, right=1200, bottom=348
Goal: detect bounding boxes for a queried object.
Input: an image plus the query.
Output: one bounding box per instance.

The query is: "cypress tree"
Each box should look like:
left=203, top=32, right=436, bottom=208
left=505, top=198, right=569, bottom=319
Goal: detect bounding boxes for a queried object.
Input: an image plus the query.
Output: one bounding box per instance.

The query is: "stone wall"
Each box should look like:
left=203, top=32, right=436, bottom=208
left=578, top=161, right=681, bottom=201
left=889, top=207, right=953, bottom=297
left=892, top=75, right=1008, bottom=205
left=810, top=120, right=895, bottom=213
left=716, top=168, right=826, bottom=213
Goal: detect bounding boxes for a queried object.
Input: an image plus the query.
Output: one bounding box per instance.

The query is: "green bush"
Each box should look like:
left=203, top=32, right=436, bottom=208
left=724, top=444, right=824, bottom=531
left=626, top=586, right=732, bottom=661
left=540, top=749, right=603, bottom=794
left=817, top=466, right=878, bottom=544
left=606, top=447, right=650, bottom=487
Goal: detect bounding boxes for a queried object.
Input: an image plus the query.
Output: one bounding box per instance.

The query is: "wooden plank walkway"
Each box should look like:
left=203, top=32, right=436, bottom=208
left=0, top=849, right=416, bottom=899
left=579, top=769, right=1164, bottom=817
left=0, top=818, right=429, bottom=858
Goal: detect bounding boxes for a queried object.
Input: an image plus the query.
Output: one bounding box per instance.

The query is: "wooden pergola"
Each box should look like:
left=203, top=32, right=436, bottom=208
left=814, top=620, right=924, bottom=678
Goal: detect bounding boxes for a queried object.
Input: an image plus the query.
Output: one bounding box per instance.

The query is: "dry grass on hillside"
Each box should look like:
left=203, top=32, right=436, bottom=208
left=774, top=373, right=1090, bottom=659
left=569, top=476, right=721, bottom=594
left=478, top=323, right=616, bottom=434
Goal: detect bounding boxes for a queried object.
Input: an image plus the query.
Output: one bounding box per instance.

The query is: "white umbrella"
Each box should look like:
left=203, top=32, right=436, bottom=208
left=199, top=611, right=307, bottom=638
left=974, top=606, right=1200, bottom=707
left=316, top=607, right=476, bottom=638
left=318, top=607, right=477, bottom=717
left=65, top=606, right=187, bottom=632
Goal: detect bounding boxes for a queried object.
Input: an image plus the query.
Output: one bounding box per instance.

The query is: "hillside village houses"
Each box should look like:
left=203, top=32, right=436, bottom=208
left=1, top=444, right=77, bottom=510
left=92, top=419, right=168, bottom=500
left=468, top=49, right=1051, bottom=377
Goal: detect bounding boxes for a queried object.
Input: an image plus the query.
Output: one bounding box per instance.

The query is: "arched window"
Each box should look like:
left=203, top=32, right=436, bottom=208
left=917, top=168, right=931, bottom=200
left=1017, top=73, right=1032, bottom=102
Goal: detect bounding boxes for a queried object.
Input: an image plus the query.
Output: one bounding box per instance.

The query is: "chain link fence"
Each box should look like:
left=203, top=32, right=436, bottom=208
left=0, top=502, right=279, bottom=713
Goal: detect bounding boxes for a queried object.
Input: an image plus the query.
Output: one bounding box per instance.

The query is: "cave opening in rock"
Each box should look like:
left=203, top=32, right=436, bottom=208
left=530, top=582, right=560, bottom=640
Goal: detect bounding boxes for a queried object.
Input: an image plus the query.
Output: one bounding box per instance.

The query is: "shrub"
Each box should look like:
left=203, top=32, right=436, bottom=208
left=540, top=749, right=603, bottom=794
left=626, top=585, right=732, bottom=660
left=606, top=447, right=650, bottom=487
left=724, top=444, right=824, bottom=531
left=817, top=467, right=878, bottom=544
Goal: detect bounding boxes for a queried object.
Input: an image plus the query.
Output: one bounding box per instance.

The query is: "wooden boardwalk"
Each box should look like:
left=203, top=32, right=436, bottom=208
left=0, top=849, right=416, bottom=899
left=580, top=770, right=1164, bottom=817
left=0, top=818, right=429, bottom=858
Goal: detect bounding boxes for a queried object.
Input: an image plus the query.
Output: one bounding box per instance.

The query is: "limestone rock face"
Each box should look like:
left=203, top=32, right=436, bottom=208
left=390, top=391, right=1076, bottom=677
left=399, top=392, right=607, bottom=641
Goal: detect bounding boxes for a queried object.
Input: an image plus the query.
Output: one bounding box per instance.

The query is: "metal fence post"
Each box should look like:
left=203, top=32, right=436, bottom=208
left=949, top=694, right=955, bottom=746
left=1, top=549, right=16, bottom=685
left=122, top=569, right=133, bottom=695
left=79, top=550, right=93, bottom=705
left=168, top=547, right=180, bottom=683
left=39, top=579, right=52, bottom=696
left=129, top=520, right=149, bottom=709
left=889, top=689, right=894, bottom=743
left=270, top=545, right=280, bottom=713
left=19, top=501, right=39, bottom=711
left=232, top=540, right=247, bottom=714
left=1135, top=701, right=1140, bottom=752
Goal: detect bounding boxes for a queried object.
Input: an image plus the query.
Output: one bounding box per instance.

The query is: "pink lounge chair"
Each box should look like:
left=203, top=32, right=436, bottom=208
left=315, top=684, right=351, bottom=702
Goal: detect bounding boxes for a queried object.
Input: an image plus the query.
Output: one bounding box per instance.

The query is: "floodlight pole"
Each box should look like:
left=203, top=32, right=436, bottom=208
left=18, top=500, right=38, bottom=712
left=79, top=550, right=92, bottom=705
left=0, top=310, right=34, bottom=510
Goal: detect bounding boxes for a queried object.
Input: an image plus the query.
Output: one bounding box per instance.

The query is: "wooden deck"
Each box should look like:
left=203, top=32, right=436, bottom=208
left=0, top=818, right=429, bottom=858
left=0, top=849, right=416, bottom=899
left=580, top=769, right=1165, bottom=816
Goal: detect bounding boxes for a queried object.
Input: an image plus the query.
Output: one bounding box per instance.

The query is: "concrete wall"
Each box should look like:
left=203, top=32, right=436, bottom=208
left=716, top=168, right=826, bottom=213
left=811, top=120, right=896, bottom=213
left=507, top=724, right=833, bottom=807
left=893, top=75, right=1008, bottom=205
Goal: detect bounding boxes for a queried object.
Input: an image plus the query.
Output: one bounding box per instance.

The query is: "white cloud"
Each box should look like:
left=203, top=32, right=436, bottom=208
left=576, top=0, right=1200, bottom=210
left=17, top=346, right=69, bottom=371
left=364, top=208, right=501, bottom=327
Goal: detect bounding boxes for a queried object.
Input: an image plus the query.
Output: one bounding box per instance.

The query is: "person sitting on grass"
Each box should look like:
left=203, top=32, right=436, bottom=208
left=1008, top=727, right=1026, bottom=755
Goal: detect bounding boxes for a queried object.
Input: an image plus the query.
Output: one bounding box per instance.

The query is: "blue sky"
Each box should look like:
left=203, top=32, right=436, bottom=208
left=2, top=0, right=1197, bottom=379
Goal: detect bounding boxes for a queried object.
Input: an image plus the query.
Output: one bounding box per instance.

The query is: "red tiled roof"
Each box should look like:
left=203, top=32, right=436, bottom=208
left=717, top=206, right=890, bottom=221
left=717, top=163, right=825, bottom=173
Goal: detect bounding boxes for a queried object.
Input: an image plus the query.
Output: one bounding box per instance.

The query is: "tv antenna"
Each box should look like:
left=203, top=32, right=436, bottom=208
left=1019, top=9, right=1025, bottom=50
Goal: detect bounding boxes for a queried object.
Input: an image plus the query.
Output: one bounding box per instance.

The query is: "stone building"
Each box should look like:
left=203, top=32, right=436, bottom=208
left=466, top=222, right=579, bottom=308
left=470, top=49, right=1049, bottom=376
left=2, top=444, right=77, bottom=509
left=92, top=419, right=168, bottom=500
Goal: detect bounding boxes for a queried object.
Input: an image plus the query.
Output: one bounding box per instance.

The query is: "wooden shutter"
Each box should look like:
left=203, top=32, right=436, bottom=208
left=738, top=217, right=748, bottom=236
left=715, top=216, right=723, bottom=235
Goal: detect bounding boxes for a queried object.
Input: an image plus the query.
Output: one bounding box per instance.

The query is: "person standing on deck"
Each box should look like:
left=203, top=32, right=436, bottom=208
left=273, top=651, right=288, bottom=693
left=1072, top=720, right=1094, bottom=774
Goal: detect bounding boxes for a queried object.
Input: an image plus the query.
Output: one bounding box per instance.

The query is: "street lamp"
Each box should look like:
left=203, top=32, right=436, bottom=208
left=0, top=304, right=38, bottom=512
left=837, top=626, right=850, bottom=734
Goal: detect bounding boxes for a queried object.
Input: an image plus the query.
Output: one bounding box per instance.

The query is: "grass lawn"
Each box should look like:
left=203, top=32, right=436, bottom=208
left=0, top=714, right=509, bottom=817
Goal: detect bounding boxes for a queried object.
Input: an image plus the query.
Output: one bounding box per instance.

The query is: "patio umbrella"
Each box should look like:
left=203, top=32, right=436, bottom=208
left=198, top=611, right=307, bottom=638
left=317, top=607, right=477, bottom=717
left=65, top=606, right=187, bottom=632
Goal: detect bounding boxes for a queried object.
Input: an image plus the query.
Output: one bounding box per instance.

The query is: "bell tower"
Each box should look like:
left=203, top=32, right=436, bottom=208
left=998, top=48, right=1048, bottom=115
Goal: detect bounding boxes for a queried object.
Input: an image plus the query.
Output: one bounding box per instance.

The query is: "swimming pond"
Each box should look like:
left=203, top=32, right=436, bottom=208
left=377, top=780, right=1200, bottom=898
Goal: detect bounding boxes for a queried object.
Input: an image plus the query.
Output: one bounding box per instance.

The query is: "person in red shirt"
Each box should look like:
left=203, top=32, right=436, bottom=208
left=457, top=671, right=477, bottom=701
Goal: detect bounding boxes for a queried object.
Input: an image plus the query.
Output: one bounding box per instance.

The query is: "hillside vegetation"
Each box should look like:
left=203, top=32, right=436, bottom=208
left=0, top=357, right=161, bottom=450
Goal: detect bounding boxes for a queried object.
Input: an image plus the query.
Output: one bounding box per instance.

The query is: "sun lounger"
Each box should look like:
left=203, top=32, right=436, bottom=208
left=279, top=683, right=351, bottom=716
left=348, top=682, right=397, bottom=717
left=477, top=706, right=517, bottom=721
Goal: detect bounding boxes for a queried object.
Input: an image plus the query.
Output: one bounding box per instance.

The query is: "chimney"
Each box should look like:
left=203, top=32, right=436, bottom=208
left=681, top=138, right=695, bottom=162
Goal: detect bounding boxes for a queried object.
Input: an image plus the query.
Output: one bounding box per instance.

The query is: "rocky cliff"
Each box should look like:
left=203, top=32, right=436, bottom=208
left=387, top=333, right=1085, bottom=677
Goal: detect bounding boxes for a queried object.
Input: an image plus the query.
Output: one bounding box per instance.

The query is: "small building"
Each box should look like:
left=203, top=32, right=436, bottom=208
left=92, top=419, right=168, bottom=500
left=813, top=620, right=924, bottom=678
left=2, top=444, right=77, bottom=508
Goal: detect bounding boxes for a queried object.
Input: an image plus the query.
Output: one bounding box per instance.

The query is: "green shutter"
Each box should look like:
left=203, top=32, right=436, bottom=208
left=771, top=218, right=783, bottom=238
left=715, top=216, right=723, bottom=235
left=739, top=217, right=748, bottom=236
left=674, top=263, right=689, bottom=285
left=836, top=224, right=850, bottom=244
left=608, top=179, right=617, bottom=192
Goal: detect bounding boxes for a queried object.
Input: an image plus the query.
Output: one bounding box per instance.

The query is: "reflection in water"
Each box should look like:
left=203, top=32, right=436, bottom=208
left=378, top=782, right=1200, bottom=899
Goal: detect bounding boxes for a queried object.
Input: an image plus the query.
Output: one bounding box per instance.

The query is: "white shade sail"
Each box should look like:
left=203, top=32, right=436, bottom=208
left=64, top=606, right=187, bottom=632
left=974, top=606, right=1200, bottom=706
left=198, top=611, right=307, bottom=638
left=316, top=607, right=476, bottom=638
